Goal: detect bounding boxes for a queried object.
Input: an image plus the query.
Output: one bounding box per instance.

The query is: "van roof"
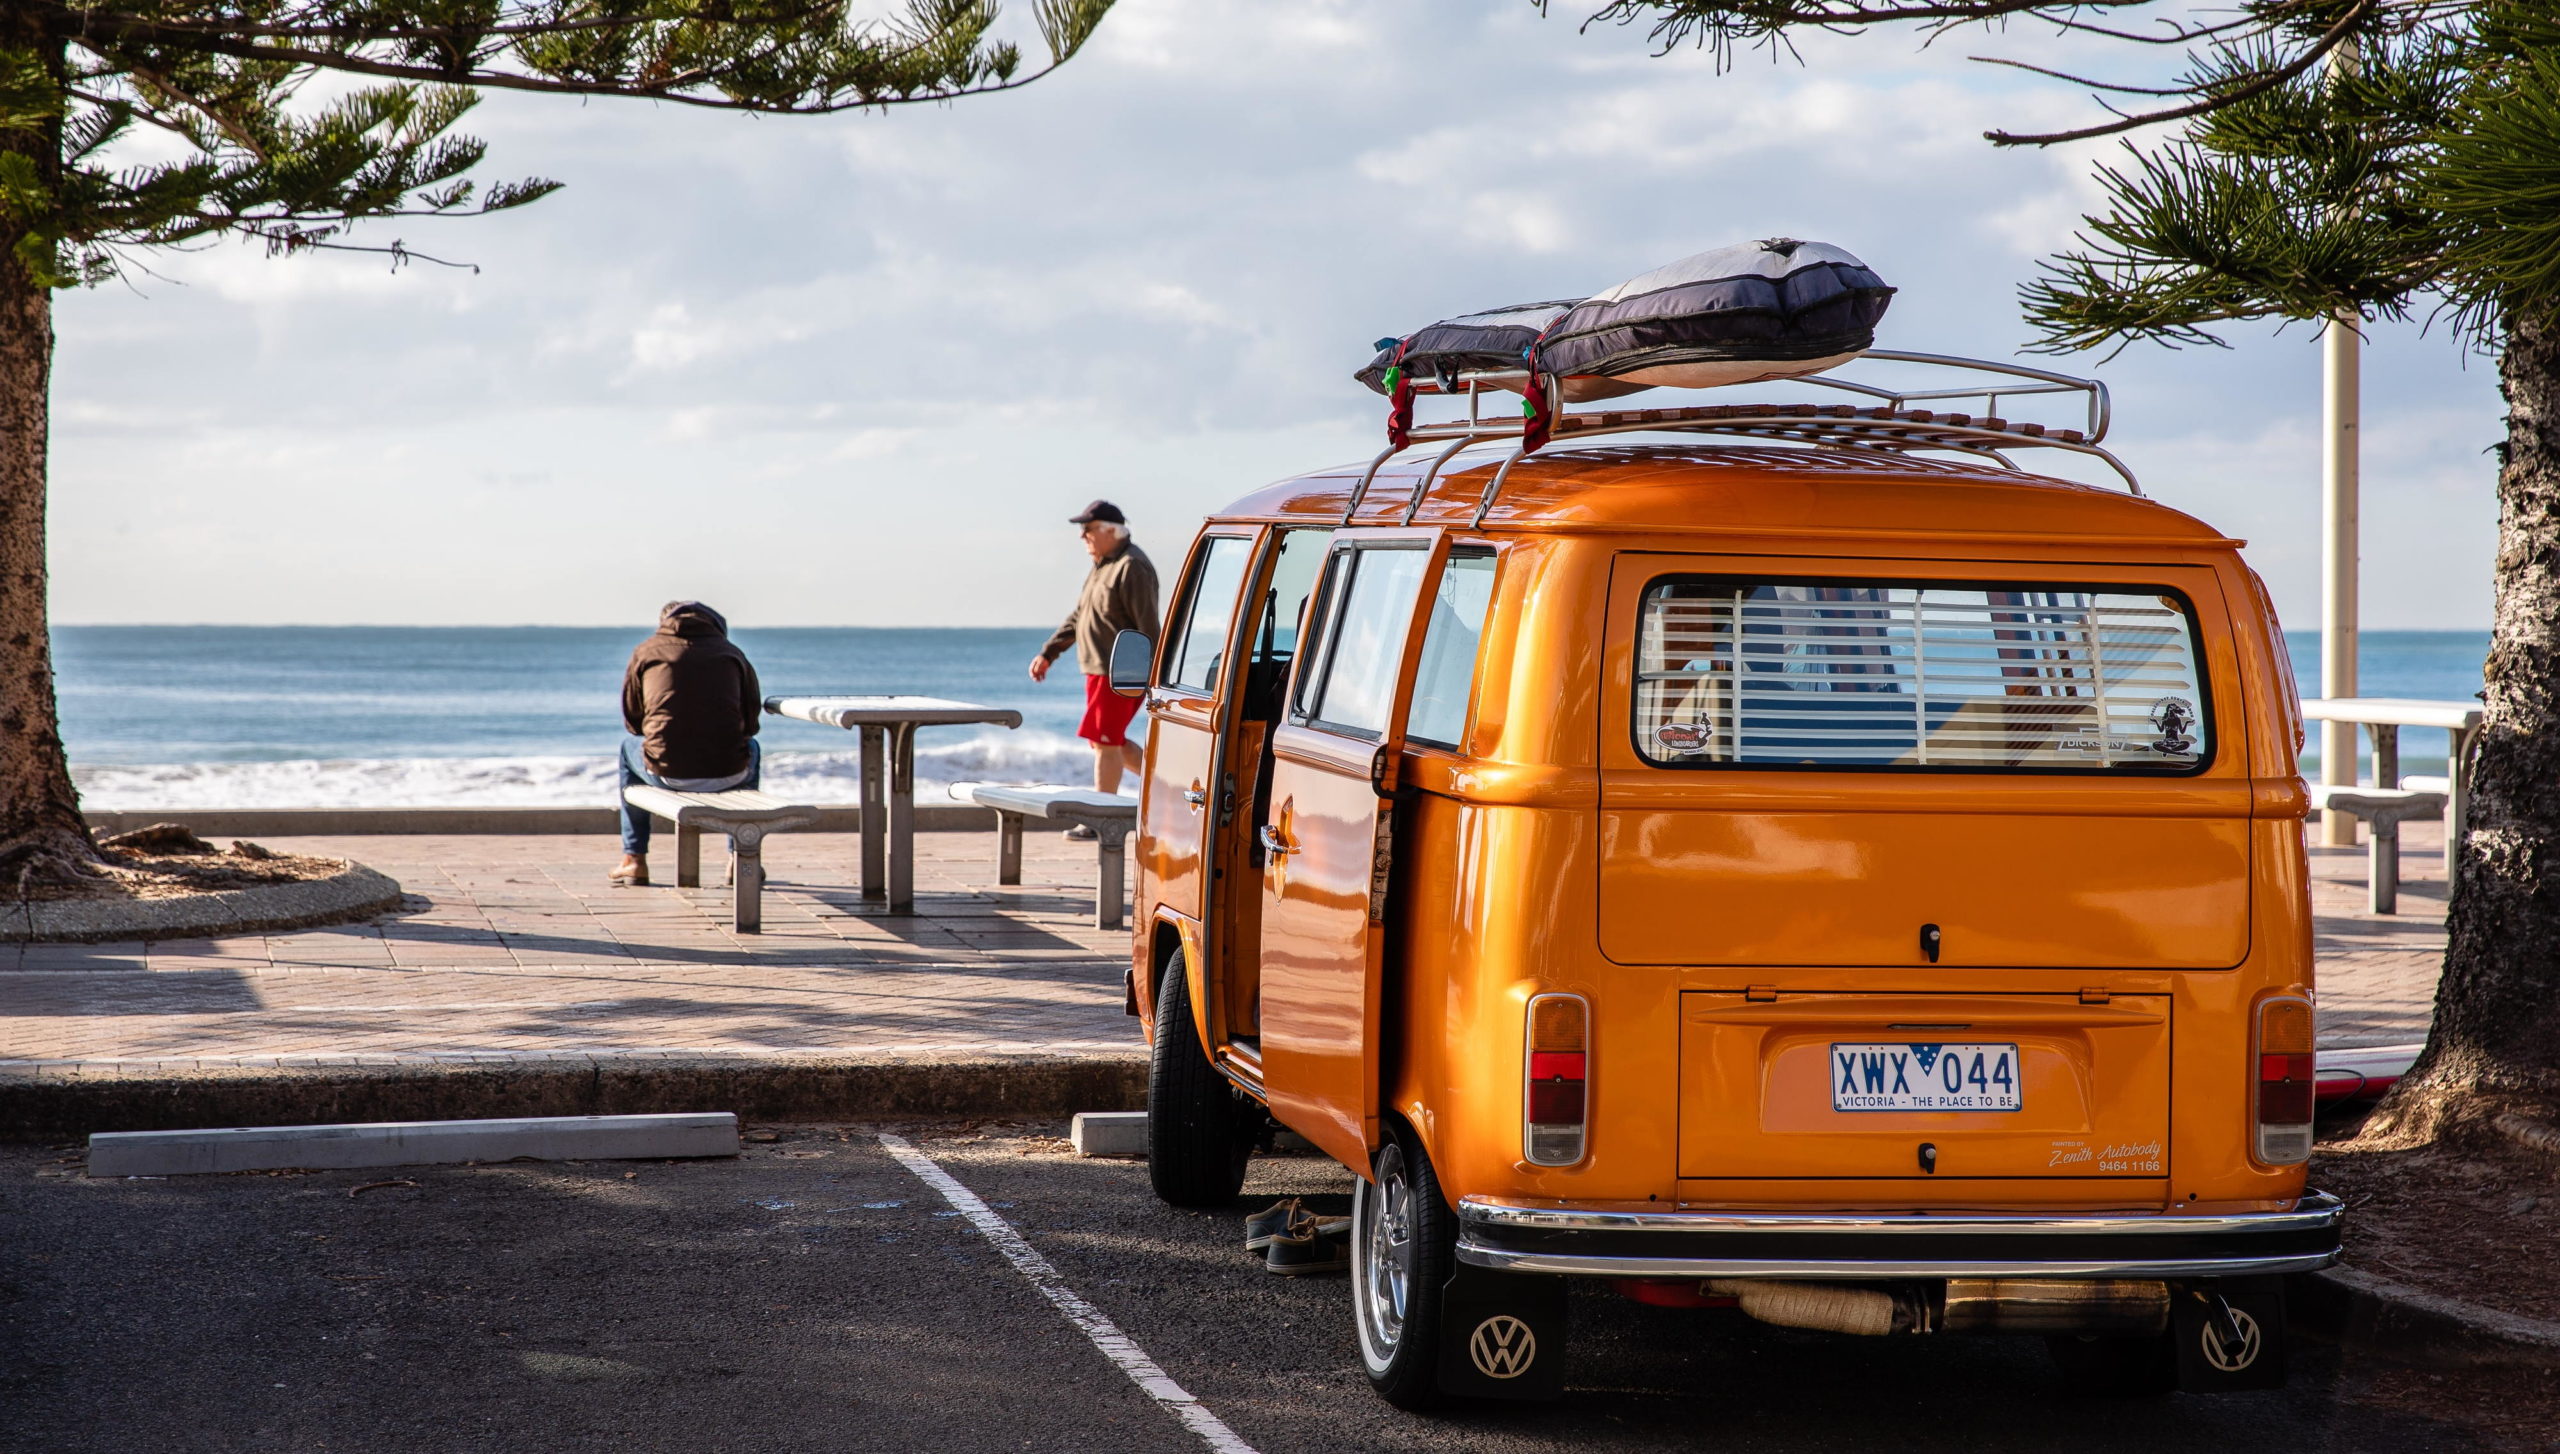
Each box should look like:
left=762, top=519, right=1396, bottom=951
left=1215, top=443, right=2237, bottom=548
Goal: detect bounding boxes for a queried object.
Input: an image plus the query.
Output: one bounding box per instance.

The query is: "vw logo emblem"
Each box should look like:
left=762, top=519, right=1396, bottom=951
left=1468, top=1314, right=1537, bottom=1379
left=2200, top=1306, right=2263, bottom=1373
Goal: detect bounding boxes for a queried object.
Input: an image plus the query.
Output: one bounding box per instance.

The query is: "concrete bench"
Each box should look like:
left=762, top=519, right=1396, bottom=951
left=2308, top=783, right=2447, bottom=915
left=950, top=784, right=1138, bottom=930
left=619, top=785, right=819, bottom=933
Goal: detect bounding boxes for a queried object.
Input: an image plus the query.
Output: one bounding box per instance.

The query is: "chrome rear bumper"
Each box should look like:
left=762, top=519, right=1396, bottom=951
left=1455, top=1193, right=2343, bottom=1280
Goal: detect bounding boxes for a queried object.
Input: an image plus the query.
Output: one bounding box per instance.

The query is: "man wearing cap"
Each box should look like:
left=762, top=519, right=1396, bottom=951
left=1029, top=501, right=1159, bottom=825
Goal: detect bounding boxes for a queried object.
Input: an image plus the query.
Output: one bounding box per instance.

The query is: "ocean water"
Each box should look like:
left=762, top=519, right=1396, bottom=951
left=2284, top=630, right=2488, bottom=777
left=51, top=626, right=2486, bottom=807
left=57, top=627, right=1102, bottom=809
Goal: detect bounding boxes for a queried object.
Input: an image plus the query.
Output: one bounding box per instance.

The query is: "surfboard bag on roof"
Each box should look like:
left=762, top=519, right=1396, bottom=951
left=1534, top=238, right=1895, bottom=390
left=1356, top=301, right=1651, bottom=404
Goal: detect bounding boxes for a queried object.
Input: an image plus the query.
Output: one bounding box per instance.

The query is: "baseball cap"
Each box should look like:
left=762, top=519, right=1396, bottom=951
left=1068, top=499, right=1127, bottom=525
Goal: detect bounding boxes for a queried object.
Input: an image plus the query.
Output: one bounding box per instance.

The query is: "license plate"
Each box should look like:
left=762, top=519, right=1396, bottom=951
left=1831, top=1043, right=2020, bottom=1112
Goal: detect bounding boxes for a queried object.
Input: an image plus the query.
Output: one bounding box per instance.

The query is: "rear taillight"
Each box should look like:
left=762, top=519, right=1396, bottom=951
left=1525, top=993, right=1588, bottom=1166
left=2255, top=995, right=2316, bottom=1164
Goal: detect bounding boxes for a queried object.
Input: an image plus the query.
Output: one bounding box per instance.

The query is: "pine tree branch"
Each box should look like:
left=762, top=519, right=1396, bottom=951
left=112, top=57, right=276, bottom=160
left=63, top=20, right=1074, bottom=113
left=2036, top=11, right=2285, bottom=48
left=1987, top=0, right=2376, bottom=147
left=79, top=10, right=818, bottom=44
left=237, top=225, right=481, bottom=269
left=65, top=84, right=195, bottom=142
left=18, top=0, right=1109, bottom=282
left=1969, top=54, right=2191, bottom=97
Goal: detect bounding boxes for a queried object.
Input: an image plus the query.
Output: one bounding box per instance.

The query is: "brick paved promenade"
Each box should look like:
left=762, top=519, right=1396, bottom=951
left=0, top=832, right=1140, bottom=1075
left=2306, top=818, right=2449, bottom=1049
left=0, top=820, right=2446, bottom=1078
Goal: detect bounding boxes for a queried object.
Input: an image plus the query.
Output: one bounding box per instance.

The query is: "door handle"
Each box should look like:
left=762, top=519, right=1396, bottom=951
left=1257, top=824, right=1296, bottom=857
left=1183, top=783, right=1207, bottom=809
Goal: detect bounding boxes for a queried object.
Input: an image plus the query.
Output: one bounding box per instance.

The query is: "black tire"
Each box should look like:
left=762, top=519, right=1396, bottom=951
left=1352, top=1122, right=1457, bottom=1411
left=1146, top=952, right=1252, bottom=1208
left=2046, top=1330, right=2179, bottom=1396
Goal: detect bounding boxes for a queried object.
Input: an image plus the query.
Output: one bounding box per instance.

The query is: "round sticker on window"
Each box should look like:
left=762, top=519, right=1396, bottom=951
left=1654, top=722, right=1712, bottom=754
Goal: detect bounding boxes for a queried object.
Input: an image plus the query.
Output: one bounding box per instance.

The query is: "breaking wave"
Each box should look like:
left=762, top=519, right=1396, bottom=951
left=71, top=728, right=1102, bottom=809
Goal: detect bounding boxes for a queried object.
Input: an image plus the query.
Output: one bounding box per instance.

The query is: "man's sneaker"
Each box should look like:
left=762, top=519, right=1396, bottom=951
left=1244, top=1199, right=1303, bottom=1254
left=1264, top=1223, right=1350, bottom=1276
left=1063, top=823, right=1099, bottom=841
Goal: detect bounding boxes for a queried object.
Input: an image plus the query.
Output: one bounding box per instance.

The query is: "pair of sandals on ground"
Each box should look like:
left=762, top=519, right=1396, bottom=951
left=1244, top=1197, right=1352, bottom=1275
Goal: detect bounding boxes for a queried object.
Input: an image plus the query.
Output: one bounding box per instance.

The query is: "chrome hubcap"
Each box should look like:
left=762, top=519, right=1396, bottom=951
left=1361, top=1158, right=1414, bottom=1354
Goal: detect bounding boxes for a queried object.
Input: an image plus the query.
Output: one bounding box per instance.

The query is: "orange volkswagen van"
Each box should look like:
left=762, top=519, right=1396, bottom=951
left=1108, top=354, right=2337, bottom=1408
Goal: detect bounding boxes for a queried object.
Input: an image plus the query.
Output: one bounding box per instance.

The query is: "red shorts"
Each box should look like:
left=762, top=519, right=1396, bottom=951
left=1080, top=672, right=1143, bottom=747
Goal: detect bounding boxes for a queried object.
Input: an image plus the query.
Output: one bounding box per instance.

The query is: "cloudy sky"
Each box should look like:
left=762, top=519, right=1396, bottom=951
left=54, top=1, right=2496, bottom=631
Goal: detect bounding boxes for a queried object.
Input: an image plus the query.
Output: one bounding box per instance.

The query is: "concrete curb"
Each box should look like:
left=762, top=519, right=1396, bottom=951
left=2291, top=1264, right=2560, bottom=1370
left=83, top=805, right=997, bottom=837
left=2, top=864, right=405, bottom=945
left=0, top=1054, right=1148, bottom=1140
left=89, top=1112, right=742, bottom=1176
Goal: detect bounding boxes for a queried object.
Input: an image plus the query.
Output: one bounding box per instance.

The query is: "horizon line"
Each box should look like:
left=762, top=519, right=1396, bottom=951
left=52, top=622, right=1061, bottom=632
left=49, top=621, right=2494, bottom=634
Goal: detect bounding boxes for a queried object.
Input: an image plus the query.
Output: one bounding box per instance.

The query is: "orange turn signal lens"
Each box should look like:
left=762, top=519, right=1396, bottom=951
left=2255, top=995, right=2316, bottom=1165
left=1530, top=996, right=1587, bottom=1054
left=2260, top=997, right=2314, bottom=1056
left=1525, top=993, right=1589, bottom=1167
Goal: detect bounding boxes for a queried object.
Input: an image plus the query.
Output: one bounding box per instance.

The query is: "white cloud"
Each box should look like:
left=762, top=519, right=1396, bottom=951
left=48, top=0, right=2499, bottom=628
left=627, top=303, right=717, bottom=370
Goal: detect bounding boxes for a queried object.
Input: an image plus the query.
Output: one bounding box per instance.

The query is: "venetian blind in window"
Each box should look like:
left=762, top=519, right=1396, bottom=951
left=1634, top=581, right=2210, bottom=773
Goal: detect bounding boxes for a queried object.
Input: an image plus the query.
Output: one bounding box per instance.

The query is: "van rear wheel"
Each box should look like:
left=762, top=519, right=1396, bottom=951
left=1145, top=952, right=1252, bottom=1208
left=1352, top=1124, right=1457, bottom=1410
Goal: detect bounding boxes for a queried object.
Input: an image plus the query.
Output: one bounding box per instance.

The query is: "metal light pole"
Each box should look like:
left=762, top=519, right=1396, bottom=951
left=2321, top=311, right=2361, bottom=846
left=2317, top=34, right=2364, bottom=848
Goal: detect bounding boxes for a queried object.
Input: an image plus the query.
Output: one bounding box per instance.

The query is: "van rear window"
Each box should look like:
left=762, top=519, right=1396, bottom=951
left=1635, top=580, right=2211, bottom=774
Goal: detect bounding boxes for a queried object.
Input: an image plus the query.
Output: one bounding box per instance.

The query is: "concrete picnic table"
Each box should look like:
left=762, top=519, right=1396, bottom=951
left=763, top=695, right=1023, bottom=913
left=2303, top=697, right=2482, bottom=847
left=947, top=783, right=1138, bottom=931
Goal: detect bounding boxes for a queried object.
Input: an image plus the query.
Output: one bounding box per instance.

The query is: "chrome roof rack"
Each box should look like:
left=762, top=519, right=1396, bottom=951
left=1337, top=350, right=2139, bottom=528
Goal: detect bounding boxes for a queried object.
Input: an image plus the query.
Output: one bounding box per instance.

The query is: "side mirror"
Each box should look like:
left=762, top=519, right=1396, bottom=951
left=1107, top=629, right=1154, bottom=698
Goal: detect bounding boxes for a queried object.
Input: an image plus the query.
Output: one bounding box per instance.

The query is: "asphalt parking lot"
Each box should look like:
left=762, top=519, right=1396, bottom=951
left=0, top=1123, right=2518, bottom=1452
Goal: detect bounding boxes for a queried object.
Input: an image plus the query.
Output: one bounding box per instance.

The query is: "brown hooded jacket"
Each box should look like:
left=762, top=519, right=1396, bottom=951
left=621, top=602, right=760, bottom=780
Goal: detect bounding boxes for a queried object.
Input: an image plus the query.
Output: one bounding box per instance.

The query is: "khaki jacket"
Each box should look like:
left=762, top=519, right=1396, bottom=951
left=1042, top=541, right=1160, bottom=676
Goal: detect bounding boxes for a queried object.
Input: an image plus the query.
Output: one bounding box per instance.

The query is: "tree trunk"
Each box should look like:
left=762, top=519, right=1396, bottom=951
left=0, top=34, right=95, bottom=887
left=2367, top=309, right=2560, bottom=1139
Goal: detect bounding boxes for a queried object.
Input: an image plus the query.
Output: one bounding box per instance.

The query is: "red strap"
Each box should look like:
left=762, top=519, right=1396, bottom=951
left=1522, top=373, right=1554, bottom=453
left=1385, top=338, right=1415, bottom=449
left=1522, top=327, right=1558, bottom=454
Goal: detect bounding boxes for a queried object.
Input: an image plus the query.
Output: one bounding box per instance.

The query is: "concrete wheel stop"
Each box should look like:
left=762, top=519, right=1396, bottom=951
left=2, top=863, right=404, bottom=943
left=88, top=1112, right=741, bottom=1177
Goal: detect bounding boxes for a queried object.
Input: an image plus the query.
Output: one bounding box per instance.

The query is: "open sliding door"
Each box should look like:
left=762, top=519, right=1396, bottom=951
left=1255, top=528, right=1450, bottom=1170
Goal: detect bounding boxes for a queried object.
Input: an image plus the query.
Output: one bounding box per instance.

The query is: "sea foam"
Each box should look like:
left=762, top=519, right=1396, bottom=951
left=70, top=728, right=1100, bottom=809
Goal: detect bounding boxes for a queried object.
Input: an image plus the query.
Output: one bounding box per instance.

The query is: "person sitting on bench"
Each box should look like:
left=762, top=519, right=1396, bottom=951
left=614, top=600, right=762, bottom=885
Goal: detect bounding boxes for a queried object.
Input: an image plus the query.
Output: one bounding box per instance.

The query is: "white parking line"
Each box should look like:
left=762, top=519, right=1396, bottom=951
left=876, top=1132, right=1261, bottom=1454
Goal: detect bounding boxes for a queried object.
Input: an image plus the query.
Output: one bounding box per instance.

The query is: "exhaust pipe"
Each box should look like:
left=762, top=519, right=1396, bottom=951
left=1705, top=1280, right=1929, bottom=1336
left=1695, top=1277, right=2170, bottom=1338
left=1939, top=1278, right=2169, bottom=1336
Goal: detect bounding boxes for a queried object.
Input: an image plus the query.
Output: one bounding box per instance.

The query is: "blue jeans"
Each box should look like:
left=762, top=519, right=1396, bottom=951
left=618, top=736, right=760, bottom=855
